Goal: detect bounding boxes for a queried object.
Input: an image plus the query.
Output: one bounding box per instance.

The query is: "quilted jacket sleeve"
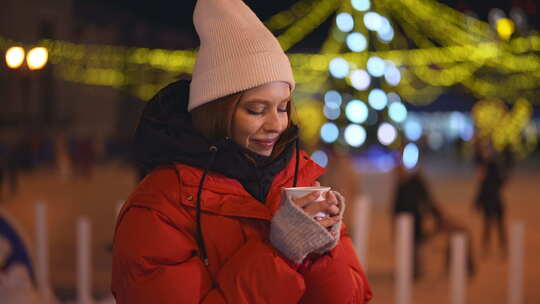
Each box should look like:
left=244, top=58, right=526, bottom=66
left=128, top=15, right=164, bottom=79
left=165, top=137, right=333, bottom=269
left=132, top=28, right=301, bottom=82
left=299, top=227, right=373, bottom=304
left=111, top=206, right=306, bottom=304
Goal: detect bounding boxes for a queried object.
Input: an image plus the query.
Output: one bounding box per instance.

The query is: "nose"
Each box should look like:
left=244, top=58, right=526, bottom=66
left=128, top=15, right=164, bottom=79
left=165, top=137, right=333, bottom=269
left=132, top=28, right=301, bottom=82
left=263, top=109, right=285, bottom=133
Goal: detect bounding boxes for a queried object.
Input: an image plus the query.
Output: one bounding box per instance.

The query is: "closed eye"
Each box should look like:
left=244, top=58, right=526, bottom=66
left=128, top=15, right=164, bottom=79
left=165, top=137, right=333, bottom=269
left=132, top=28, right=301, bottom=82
left=247, top=109, right=263, bottom=115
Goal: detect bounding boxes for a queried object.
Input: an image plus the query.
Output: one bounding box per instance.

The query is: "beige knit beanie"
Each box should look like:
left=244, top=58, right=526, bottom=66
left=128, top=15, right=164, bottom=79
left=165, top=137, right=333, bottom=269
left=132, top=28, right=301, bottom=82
left=188, top=0, right=296, bottom=111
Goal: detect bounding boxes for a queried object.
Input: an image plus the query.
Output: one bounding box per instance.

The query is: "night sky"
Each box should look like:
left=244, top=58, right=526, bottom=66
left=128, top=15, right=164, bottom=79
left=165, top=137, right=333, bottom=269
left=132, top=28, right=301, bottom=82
left=78, top=0, right=538, bottom=32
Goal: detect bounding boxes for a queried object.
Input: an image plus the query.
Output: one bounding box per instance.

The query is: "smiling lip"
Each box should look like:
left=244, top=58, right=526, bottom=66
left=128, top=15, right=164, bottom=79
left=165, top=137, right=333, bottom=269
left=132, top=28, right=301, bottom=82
left=251, top=138, right=277, bottom=148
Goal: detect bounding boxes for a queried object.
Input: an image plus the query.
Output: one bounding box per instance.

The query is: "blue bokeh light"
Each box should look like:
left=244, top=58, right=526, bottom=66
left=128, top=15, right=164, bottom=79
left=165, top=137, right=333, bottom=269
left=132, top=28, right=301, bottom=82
left=336, top=13, right=354, bottom=32
left=368, top=89, right=388, bottom=110
left=312, top=150, right=329, bottom=168
left=320, top=122, right=340, bottom=143
left=329, top=57, right=350, bottom=79
left=389, top=102, right=408, bottom=123
left=403, top=143, right=419, bottom=169
left=324, top=90, right=342, bottom=107
left=367, top=56, right=386, bottom=77
left=351, top=0, right=370, bottom=12
left=346, top=32, right=368, bottom=52
left=404, top=119, right=423, bottom=141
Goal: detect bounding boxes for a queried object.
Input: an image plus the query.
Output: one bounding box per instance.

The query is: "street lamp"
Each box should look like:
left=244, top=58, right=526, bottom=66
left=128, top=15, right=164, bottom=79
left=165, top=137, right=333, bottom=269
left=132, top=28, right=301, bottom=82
left=4, top=46, right=48, bottom=70
left=4, top=45, right=49, bottom=125
left=26, top=47, right=48, bottom=70
left=5, top=46, right=25, bottom=69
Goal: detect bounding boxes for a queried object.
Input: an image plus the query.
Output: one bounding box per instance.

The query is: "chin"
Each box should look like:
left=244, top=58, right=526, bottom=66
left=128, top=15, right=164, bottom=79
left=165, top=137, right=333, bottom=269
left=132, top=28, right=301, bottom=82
left=257, top=150, right=272, bottom=157
left=250, top=148, right=272, bottom=157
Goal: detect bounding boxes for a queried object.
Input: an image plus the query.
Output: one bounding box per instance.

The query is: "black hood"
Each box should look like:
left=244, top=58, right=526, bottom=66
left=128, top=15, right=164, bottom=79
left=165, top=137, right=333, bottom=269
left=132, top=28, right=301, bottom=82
left=133, top=79, right=298, bottom=202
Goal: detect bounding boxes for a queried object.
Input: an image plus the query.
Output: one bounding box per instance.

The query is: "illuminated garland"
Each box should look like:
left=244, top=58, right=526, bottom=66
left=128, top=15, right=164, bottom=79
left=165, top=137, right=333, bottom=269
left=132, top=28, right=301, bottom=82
left=1, top=0, right=540, bottom=105
left=472, top=98, right=536, bottom=158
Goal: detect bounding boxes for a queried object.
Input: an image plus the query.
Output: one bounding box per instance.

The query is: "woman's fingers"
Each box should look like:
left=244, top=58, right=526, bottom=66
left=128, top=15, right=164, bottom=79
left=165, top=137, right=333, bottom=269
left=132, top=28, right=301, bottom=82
left=310, top=191, right=340, bottom=215
left=312, top=181, right=321, bottom=187
left=326, top=204, right=340, bottom=216
left=291, top=191, right=321, bottom=208
left=315, top=215, right=341, bottom=229
left=304, top=198, right=338, bottom=216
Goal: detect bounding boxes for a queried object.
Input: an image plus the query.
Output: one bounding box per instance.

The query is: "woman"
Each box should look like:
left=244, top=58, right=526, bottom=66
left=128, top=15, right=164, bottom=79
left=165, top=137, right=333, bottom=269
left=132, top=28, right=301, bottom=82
left=112, top=0, right=371, bottom=303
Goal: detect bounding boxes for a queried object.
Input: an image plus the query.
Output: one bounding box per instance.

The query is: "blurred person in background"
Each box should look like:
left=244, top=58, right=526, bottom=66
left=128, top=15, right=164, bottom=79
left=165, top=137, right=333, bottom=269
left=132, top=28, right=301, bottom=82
left=72, top=135, right=96, bottom=179
left=473, top=139, right=510, bottom=257
left=318, top=145, right=362, bottom=240
left=392, top=161, right=443, bottom=280
left=112, top=1, right=372, bottom=303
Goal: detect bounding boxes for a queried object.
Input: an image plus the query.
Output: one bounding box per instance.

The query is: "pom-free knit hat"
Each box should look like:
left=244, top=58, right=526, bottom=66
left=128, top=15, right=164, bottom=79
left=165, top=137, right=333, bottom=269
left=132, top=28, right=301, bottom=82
left=188, top=0, right=296, bottom=111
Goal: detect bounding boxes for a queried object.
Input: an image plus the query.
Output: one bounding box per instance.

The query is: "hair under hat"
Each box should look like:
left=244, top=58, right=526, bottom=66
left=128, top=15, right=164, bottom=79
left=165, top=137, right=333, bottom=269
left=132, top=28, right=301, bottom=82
left=188, top=0, right=296, bottom=111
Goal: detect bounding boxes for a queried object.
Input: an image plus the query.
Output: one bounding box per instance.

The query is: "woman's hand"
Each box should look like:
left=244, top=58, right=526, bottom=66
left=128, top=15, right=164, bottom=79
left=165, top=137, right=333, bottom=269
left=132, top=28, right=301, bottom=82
left=291, top=187, right=342, bottom=237
left=270, top=183, right=346, bottom=262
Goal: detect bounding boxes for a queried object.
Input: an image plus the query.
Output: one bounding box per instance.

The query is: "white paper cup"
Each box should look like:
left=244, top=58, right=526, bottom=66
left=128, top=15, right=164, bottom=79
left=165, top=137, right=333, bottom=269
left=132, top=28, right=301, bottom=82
left=282, top=186, right=331, bottom=218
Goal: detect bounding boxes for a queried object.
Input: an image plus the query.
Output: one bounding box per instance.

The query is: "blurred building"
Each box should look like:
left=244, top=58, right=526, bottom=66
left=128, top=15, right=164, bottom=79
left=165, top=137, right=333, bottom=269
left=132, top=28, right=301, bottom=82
left=0, top=0, right=195, bottom=140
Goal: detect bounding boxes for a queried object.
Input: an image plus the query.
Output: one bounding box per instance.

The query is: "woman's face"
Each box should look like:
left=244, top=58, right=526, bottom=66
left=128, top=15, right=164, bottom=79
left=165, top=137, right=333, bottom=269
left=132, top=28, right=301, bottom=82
left=231, top=81, right=290, bottom=156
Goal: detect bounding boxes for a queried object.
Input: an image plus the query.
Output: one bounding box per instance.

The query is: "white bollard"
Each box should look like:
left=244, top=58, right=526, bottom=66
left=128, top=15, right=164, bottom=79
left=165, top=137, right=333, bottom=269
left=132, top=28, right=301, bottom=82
left=450, top=233, right=467, bottom=304
left=35, top=202, right=51, bottom=301
left=508, top=221, right=525, bottom=304
left=395, top=213, right=414, bottom=304
left=77, top=216, right=94, bottom=304
left=353, top=195, right=371, bottom=270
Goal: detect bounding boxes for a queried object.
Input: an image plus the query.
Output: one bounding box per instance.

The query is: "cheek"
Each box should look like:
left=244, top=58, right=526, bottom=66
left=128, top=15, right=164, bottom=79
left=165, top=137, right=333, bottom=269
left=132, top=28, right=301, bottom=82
left=232, top=114, right=259, bottom=143
left=282, top=115, right=289, bottom=129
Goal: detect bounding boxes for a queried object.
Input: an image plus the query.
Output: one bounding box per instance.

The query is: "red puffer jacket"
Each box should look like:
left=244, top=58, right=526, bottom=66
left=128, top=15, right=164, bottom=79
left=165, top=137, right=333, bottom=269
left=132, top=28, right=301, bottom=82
left=112, top=150, right=372, bottom=303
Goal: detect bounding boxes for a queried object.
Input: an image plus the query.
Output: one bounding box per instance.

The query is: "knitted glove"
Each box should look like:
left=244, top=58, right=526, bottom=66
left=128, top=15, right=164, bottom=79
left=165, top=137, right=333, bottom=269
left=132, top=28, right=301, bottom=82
left=269, top=191, right=345, bottom=264
left=314, top=191, right=345, bottom=255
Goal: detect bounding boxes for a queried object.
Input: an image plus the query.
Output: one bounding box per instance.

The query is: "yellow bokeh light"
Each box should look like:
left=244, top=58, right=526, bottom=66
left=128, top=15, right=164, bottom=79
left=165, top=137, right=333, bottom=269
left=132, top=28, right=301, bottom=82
left=496, top=18, right=515, bottom=40
left=5, top=46, right=25, bottom=69
left=26, top=47, right=48, bottom=70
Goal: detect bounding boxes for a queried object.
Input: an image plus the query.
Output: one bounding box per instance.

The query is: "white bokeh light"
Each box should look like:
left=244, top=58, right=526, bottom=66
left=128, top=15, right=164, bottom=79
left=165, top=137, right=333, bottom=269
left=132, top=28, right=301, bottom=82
left=336, top=13, right=355, bottom=32
left=344, top=124, right=367, bottom=147
left=351, top=0, right=370, bottom=12
left=350, top=69, right=371, bottom=90
left=346, top=32, right=368, bottom=52
left=367, top=56, right=386, bottom=77
left=377, top=17, right=394, bottom=42
left=364, top=12, right=383, bottom=31
left=384, top=62, right=401, bottom=86
left=378, top=27, right=395, bottom=42
left=403, top=143, right=419, bottom=169
left=329, top=57, right=350, bottom=79
left=389, top=102, right=408, bottom=123
left=321, top=122, right=339, bottom=143
left=345, top=100, right=369, bottom=123
left=377, top=123, right=397, bottom=146
left=368, top=89, right=388, bottom=110
left=312, top=150, right=329, bottom=168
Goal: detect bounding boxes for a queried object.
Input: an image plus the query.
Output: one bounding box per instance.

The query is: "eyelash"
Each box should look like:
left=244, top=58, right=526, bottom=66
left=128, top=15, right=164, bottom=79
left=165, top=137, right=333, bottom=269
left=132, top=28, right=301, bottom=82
left=247, top=108, right=288, bottom=115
